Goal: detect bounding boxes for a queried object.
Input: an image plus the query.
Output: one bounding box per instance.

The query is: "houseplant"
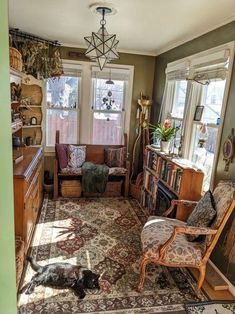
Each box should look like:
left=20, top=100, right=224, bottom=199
left=149, top=120, right=180, bottom=153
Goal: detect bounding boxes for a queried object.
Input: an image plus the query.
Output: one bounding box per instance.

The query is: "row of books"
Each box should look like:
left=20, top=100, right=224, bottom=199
left=147, top=154, right=183, bottom=194
left=144, top=171, right=156, bottom=193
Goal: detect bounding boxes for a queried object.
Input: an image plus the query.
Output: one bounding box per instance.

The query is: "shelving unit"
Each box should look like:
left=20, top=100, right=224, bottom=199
left=20, top=75, right=43, bottom=146
left=142, top=145, right=204, bottom=221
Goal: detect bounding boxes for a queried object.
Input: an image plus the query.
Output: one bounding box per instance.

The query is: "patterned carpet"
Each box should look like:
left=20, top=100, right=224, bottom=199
left=18, top=197, right=206, bottom=313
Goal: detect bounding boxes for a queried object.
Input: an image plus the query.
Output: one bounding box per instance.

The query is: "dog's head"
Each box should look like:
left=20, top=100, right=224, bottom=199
left=79, top=270, right=100, bottom=290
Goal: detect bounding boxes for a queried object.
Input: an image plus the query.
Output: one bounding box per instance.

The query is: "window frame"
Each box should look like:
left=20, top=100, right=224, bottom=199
left=44, top=63, right=82, bottom=153
left=43, top=60, right=134, bottom=153
left=91, top=76, right=127, bottom=145
left=162, top=42, right=235, bottom=190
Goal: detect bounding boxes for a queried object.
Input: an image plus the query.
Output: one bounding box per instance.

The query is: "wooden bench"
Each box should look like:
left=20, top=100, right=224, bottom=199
left=54, top=131, right=130, bottom=198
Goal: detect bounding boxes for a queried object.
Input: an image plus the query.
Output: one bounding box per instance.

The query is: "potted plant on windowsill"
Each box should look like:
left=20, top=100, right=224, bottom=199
left=149, top=120, right=180, bottom=153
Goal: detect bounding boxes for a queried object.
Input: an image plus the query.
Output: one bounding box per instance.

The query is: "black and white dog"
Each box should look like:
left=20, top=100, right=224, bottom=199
left=20, top=257, right=100, bottom=299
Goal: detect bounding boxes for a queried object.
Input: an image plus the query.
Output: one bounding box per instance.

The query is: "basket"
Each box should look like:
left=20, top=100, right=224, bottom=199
left=61, top=180, right=82, bottom=198
left=129, top=172, right=143, bottom=200
left=10, top=47, right=23, bottom=72
left=83, top=180, right=123, bottom=197
left=15, top=236, right=24, bottom=290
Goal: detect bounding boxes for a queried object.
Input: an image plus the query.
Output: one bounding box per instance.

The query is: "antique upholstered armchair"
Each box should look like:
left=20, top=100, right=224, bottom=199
left=136, top=180, right=235, bottom=299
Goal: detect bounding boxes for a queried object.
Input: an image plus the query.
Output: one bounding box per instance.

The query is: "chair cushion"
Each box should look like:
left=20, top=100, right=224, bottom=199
left=212, top=180, right=235, bottom=228
left=186, top=190, right=216, bottom=241
left=55, top=144, right=68, bottom=169
left=68, top=145, right=86, bottom=168
left=104, top=147, right=126, bottom=167
left=60, top=166, right=127, bottom=176
left=141, top=216, right=206, bottom=266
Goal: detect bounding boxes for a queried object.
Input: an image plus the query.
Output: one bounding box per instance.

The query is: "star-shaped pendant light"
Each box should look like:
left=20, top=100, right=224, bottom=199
left=84, top=6, right=119, bottom=70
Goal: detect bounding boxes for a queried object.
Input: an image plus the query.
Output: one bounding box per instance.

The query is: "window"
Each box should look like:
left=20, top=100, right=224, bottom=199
left=162, top=43, right=234, bottom=190
left=44, top=62, right=133, bottom=150
left=91, top=67, right=130, bottom=145
left=46, top=76, right=80, bottom=147
left=189, top=79, right=226, bottom=190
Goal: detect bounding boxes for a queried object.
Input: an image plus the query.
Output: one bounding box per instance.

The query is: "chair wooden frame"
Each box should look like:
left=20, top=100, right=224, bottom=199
left=136, top=195, right=235, bottom=299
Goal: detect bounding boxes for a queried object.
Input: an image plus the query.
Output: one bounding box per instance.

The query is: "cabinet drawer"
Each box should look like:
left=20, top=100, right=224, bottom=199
left=25, top=156, right=42, bottom=195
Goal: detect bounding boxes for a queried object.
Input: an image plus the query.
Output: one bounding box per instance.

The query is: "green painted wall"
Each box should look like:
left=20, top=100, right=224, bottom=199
left=153, top=20, right=235, bottom=284
left=0, top=0, right=17, bottom=313
left=45, top=47, right=155, bottom=177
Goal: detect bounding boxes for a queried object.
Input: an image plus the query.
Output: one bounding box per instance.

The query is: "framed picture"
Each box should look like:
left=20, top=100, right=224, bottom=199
left=223, top=128, right=235, bottom=171
left=30, top=116, right=37, bottom=125
left=193, top=105, right=204, bottom=121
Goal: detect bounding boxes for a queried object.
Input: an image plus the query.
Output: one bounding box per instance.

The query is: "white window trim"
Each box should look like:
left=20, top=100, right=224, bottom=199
left=43, top=60, right=134, bottom=154
left=163, top=41, right=235, bottom=189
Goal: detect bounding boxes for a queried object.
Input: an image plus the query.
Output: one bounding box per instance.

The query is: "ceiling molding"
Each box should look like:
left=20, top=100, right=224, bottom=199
left=61, top=42, right=157, bottom=56
left=155, top=15, right=235, bottom=56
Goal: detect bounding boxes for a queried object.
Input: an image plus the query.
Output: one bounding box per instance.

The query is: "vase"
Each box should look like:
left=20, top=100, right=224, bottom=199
left=160, top=141, right=170, bottom=153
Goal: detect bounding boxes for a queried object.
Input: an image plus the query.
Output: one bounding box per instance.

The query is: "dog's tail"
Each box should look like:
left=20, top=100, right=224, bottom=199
left=27, top=256, right=42, bottom=271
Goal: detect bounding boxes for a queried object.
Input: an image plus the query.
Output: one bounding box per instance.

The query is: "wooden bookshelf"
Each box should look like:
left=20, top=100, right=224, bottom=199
left=142, top=145, right=204, bottom=221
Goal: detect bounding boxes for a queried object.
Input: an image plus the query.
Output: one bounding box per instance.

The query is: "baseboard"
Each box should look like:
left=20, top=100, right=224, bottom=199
left=209, top=259, right=235, bottom=297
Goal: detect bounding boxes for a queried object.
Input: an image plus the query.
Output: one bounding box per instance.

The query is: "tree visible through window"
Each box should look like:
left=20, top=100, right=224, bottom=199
left=46, top=76, right=79, bottom=146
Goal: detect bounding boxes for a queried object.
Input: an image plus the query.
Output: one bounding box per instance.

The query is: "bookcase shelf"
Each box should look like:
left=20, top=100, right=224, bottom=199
left=142, top=145, right=204, bottom=221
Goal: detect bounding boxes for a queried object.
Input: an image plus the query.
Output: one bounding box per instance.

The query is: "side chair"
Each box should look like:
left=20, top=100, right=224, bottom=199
left=136, top=180, right=235, bottom=299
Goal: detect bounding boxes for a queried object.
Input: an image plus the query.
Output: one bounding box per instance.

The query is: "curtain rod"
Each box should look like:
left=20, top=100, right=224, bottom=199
left=9, top=28, right=60, bottom=46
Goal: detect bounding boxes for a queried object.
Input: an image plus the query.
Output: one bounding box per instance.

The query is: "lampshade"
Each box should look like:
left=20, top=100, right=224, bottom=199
left=84, top=7, right=119, bottom=70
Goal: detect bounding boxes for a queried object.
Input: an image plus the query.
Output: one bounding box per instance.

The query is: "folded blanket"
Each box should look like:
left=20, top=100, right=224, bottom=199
left=81, top=162, right=109, bottom=193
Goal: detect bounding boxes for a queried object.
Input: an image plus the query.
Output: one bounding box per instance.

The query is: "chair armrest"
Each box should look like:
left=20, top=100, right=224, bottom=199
left=174, top=226, right=217, bottom=236
left=159, top=225, right=217, bottom=260
left=162, top=199, right=198, bottom=217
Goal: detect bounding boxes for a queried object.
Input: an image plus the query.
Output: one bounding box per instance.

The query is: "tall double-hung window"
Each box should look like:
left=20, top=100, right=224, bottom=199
left=91, top=67, right=130, bottom=145
left=46, top=66, right=81, bottom=147
left=162, top=43, right=234, bottom=190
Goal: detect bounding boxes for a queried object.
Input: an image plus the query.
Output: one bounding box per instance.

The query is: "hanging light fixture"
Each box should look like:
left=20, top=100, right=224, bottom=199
left=84, top=6, right=119, bottom=71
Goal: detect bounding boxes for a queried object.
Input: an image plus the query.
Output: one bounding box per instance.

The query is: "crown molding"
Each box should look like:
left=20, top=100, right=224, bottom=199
left=155, top=15, right=235, bottom=56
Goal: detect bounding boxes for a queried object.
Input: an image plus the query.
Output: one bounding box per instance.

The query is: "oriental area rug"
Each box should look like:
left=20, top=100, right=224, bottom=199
left=18, top=197, right=207, bottom=314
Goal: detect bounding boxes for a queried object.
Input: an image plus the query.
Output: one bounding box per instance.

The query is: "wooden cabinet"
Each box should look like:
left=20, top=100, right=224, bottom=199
left=142, top=145, right=204, bottom=221
left=14, top=147, right=43, bottom=253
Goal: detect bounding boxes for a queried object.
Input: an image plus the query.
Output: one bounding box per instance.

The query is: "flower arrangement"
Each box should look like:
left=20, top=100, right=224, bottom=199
left=149, top=120, right=180, bottom=142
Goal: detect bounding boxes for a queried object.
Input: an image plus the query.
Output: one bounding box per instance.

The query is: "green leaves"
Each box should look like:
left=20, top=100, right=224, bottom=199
left=149, top=122, right=180, bottom=141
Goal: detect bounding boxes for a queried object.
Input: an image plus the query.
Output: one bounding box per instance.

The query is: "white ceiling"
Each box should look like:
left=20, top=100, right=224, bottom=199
left=9, top=0, right=235, bottom=56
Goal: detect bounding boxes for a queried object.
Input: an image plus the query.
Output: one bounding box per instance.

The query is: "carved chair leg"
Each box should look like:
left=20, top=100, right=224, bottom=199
left=195, top=265, right=206, bottom=300
left=124, top=175, right=129, bottom=198
left=136, top=257, right=150, bottom=292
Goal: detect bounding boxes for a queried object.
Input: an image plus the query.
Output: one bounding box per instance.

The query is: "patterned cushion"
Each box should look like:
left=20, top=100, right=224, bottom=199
left=60, top=167, right=127, bottom=176
left=212, top=180, right=235, bottom=228
left=68, top=145, right=86, bottom=168
left=104, top=147, right=126, bottom=167
left=55, top=144, right=68, bottom=169
left=60, top=167, right=83, bottom=175
left=186, top=190, right=216, bottom=241
left=141, top=216, right=206, bottom=266
left=109, top=167, right=127, bottom=175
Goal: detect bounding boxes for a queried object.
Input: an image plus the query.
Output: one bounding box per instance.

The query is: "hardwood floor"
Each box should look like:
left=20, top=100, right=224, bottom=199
left=189, top=268, right=235, bottom=300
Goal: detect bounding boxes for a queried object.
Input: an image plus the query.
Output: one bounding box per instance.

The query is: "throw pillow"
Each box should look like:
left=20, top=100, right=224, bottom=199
left=186, top=190, right=216, bottom=242
left=55, top=144, right=68, bottom=169
left=104, top=147, right=126, bottom=168
left=68, top=145, right=86, bottom=168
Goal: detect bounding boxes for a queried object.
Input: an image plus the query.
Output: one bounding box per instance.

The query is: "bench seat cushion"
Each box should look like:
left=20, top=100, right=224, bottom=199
left=60, top=167, right=127, bottom=176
